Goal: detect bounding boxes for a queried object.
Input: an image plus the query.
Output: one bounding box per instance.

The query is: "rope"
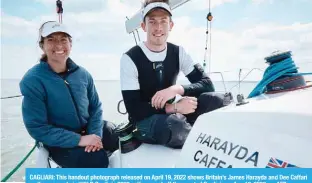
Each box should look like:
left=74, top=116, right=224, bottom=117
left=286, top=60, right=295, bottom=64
left=1, top=95, right=23, bottom=99
left=126, top=16, right=138, bottom=45
left=209, top=20, right=212, bottom=75
left=210, top=71, right=227, bottom=92
left=208, top=0, right=212, bottom=74
left=132, top=31, right=138, bottom=45
left=208, top=0, right=211, bottom=12
left=203, top=0, right=212, bottom=74
left=203, top=20, right=209, bottom=69
left=117, top=100, right=127, bottom=115
left=136, top=29, right=141, bottom=42
left=1, top=144, right=37, bottom=182
left=227, top=60, right=312, bottom=92
left=1, top=94, right=30, bottom=182
left=119, top=133, right=133, bottom=142
left=248, top=56, right=312, bottom=98
left=229, top=68, right=264, bottom=92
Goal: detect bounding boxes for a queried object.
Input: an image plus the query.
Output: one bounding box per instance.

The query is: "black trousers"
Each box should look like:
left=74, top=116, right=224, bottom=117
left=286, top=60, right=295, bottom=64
left=135, top=92, right=227, bottom=148
left=46, top=121, right=119, bottom=168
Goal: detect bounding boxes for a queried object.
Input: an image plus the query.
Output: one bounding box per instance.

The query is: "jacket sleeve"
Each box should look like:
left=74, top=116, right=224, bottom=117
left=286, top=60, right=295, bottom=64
left=182, top=63, right=215, bottom=97
left=86, top=73, right=104, bottom=138
left=20, top=78, right=81, bottom=148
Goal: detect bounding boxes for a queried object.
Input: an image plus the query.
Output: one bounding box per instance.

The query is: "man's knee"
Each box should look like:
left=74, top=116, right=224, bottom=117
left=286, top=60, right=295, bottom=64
left=198, top=92, right=228, bottom=112
left=136, top=114, right=191, bottom=149
left=136, top=115, right=169, bottom=144
left=152, top=114, right=191, bottom=149
left=164, top=114, right=192, bottom=148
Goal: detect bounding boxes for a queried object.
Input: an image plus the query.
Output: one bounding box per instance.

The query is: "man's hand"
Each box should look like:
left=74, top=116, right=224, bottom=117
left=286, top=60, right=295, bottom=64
left=151, top=85, right=184, bottom=109
left=176, top=97, right=198, bottom=114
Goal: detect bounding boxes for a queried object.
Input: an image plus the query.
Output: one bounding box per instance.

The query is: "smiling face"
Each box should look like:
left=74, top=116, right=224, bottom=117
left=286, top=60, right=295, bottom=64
left=41, top=32, right=72, bottom=64
left=141, top=8, right=174, bottom=47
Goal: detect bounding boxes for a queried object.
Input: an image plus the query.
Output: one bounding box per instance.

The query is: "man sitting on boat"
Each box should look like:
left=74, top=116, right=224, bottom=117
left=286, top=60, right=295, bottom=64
left=120, top=0, right=227, bottom=149
left=19, top=21, right=118, bottom=168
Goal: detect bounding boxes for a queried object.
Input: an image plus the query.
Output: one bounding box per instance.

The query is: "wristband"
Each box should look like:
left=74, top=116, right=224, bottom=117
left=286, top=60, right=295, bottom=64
left=172, top=94, right=183, bottom=104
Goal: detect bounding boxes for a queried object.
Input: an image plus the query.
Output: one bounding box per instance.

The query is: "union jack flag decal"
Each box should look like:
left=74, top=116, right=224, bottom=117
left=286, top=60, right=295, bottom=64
left=266, top=157, right=298, bottom=168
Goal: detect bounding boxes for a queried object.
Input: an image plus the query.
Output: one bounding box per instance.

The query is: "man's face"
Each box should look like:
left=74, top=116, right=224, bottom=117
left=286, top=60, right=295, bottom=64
left=142, top=8, right=174, bottom=46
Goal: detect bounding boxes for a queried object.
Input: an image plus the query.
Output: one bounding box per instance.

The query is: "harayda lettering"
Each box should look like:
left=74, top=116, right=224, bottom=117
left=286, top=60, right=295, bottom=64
left=196, top=132, right=259, bottom=167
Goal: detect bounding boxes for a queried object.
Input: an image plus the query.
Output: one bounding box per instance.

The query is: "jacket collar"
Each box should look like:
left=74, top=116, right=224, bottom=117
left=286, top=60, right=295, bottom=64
left=40, top=58, right=79, bottom=73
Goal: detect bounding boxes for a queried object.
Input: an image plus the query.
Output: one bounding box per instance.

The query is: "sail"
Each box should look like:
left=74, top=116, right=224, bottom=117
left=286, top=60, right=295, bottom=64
left=125, top=0, right=191, bottom=33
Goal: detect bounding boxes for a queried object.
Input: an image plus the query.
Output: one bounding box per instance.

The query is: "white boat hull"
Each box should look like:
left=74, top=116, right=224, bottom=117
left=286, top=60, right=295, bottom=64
left=36, top=87, right=312, bottom=168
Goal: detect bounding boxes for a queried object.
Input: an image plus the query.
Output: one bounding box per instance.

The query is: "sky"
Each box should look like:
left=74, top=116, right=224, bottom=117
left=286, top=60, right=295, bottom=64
left=1, top=0, right=312, bottom=81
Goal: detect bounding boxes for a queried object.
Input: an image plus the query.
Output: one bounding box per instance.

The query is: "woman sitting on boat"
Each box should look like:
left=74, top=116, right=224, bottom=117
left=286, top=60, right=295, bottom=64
left=19, top=21, right=118, bottom=168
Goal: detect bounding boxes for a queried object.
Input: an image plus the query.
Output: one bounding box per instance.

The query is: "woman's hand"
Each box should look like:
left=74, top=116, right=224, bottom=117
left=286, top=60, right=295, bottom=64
left=85, top=145, right=102, bottom=152
left=78, top=134, right=103, bottom=148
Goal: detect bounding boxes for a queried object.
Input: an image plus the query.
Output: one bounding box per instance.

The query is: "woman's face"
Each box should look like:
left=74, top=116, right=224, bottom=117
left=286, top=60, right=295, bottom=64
left=41, top=32, right=72, bottom=64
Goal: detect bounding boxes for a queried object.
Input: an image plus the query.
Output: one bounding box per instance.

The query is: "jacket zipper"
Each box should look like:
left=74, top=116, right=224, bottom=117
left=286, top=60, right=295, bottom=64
left=63, top=78, right=84, bottom=129
left=44, top=61, right=83, bottom=131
